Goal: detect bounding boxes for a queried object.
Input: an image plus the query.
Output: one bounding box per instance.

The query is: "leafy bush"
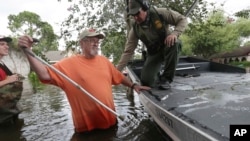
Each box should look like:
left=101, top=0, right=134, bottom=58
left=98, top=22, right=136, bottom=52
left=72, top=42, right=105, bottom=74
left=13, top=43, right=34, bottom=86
left=228, top=61, right=250, bottom=68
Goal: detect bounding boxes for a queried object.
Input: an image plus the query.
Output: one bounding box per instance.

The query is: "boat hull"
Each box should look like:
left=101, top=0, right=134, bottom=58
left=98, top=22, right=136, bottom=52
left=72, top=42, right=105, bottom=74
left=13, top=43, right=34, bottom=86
left=139, top=93, right=218, bottom=141
left=126, top=56, right=250, bottom=141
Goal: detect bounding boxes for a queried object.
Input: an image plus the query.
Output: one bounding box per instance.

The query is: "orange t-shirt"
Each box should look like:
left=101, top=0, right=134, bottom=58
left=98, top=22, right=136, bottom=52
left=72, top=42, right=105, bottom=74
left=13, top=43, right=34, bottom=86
left=42, top=55, right=124, bottom=132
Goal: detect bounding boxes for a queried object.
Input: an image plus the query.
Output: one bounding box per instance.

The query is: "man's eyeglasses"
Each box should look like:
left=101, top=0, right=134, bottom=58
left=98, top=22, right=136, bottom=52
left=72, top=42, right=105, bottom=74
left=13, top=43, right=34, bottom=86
left=83, top=38, right=100, bottom=44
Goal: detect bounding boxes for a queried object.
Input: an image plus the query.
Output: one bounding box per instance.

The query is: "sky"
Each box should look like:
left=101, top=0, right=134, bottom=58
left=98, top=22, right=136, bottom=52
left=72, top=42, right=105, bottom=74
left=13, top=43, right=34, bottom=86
left=205, top=0, right=250, bottom=15
left=0, top=0, right=250, bottom=45
left=0, top=0, right=70, bottom=35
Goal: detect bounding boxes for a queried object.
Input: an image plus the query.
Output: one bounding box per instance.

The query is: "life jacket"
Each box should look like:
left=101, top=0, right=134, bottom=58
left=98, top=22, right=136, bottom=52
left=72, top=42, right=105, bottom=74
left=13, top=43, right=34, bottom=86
left=133, top=7, right=166, bottom=54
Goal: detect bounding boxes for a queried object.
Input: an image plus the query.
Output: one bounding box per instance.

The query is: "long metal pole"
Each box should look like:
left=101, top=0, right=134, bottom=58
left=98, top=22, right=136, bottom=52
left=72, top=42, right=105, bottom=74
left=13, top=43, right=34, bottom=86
left=23, top=48, right=124, bottom=120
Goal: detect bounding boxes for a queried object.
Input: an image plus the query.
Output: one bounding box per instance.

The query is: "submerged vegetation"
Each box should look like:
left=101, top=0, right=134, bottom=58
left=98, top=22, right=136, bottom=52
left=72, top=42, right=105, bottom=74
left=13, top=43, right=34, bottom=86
left=28, top=72, right=45, bottom=92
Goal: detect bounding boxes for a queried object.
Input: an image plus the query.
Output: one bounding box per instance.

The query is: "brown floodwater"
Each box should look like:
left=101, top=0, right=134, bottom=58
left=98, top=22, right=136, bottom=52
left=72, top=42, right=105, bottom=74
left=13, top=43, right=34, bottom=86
left=0, top=79, right=170, bottom=141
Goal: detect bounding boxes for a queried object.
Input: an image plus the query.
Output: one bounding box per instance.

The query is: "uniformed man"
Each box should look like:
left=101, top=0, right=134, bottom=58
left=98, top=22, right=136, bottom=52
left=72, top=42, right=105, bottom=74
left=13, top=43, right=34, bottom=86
left=117, top=0, right=188, bottom=90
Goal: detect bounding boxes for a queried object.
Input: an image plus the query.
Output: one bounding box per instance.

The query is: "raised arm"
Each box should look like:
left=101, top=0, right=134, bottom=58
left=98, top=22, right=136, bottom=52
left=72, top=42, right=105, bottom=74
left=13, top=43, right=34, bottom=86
left=116, top=28, right=139, bottom=71
left=18, top=35, right=51, bottom=81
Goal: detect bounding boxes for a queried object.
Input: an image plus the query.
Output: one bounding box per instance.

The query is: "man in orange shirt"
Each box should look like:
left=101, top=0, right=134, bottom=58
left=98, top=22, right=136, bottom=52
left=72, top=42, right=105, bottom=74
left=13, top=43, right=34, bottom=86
left=18, top=29, right=150, bottom=133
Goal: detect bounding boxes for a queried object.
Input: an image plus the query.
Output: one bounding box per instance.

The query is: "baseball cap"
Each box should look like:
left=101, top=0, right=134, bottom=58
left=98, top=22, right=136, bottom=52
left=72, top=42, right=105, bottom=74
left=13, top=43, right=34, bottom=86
left=128, top=0, right=141, bottom=15
left=0, top=35, right=12, bottom=43
left=79, top=28, right=104, bottom=40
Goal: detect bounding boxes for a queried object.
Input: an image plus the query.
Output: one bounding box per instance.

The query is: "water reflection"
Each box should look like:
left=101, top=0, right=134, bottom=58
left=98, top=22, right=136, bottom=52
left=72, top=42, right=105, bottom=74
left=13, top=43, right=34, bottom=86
left=0, top=79, right=168, bottom=141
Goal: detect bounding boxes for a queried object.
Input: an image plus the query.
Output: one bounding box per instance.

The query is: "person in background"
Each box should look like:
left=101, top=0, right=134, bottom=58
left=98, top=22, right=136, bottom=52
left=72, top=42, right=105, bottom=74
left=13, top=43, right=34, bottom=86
left=0, top=35, right=23, bottom=123
left=117, top=0, right=188, bottom=90
left=0, top=36, right=20, bottom=86
left=18, top=28, right=151, bottom=133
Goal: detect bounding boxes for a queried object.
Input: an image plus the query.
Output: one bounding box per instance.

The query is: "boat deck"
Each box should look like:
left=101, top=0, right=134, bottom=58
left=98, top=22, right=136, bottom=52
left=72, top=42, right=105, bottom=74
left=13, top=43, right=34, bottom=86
left=127, top=57, right=250, bottom=141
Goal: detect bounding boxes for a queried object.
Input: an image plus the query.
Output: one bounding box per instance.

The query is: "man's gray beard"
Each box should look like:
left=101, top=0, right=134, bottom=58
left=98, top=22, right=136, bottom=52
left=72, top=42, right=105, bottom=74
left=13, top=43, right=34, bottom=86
left=90, top=48, right=99, bottom=56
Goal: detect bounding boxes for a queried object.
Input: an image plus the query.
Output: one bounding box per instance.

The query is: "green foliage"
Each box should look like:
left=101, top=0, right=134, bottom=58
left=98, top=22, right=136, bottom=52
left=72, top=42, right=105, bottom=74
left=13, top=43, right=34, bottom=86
left=179, top=35, right=193, bottom=56
left=7, top=37, right=20, bottom=51
left=7, top=11, right=59, bottom=52
left=181, top=8, right=250, bottom=58
left=101, top=29, right=127, bottom=64
left=234, top=18, right=250, bottom=37
left=228, top=61, right=250, bottom=68
left=28, top=72, right=45, bottom=92
left=244, top=41, right=250, bottom=46
left=235, top=9, right=250, bottom=19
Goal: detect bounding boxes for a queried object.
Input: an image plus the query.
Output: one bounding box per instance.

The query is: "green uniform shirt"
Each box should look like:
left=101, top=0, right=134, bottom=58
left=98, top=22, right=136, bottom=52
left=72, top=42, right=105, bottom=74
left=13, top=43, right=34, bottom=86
left=117, top=8, right=187, bottom=71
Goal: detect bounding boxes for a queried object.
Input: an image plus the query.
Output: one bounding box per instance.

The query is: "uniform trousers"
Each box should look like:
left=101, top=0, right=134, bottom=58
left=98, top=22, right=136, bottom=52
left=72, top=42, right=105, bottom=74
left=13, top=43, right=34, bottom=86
left=140, top=40, right=182, bottom=87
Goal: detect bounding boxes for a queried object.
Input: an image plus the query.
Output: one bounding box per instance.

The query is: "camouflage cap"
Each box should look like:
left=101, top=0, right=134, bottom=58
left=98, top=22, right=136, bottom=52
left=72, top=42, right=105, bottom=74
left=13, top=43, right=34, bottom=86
left=0, top=35, right=12, bottom=43
left=79, top=28, right=104, bottom=40
left=128, top=0, right=141, bottom=15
